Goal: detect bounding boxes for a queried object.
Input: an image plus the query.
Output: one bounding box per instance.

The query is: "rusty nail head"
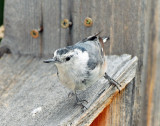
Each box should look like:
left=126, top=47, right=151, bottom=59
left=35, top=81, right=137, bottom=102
left=84, top=17, right=93, bottom=27
left=30, top=27, right=43, bottom=38
left=61, top=19, right=72, bottom=28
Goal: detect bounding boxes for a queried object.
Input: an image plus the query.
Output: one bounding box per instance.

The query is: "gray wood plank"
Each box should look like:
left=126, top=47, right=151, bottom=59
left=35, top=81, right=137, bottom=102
left=0, top=0, right=146, bottom=125
left=42, top=0, right=61, bottom=57
left=60, top=0, right=72, bottom=47
left=70, top=1, right=144, bottom=125
left=0, top=54, right=137, bottom=126
left=107, top=1, right=144, bottom=125
left=1, top=0, right=42, bottom=57
left=141, top=0, right=160, bottom=125
left=71, top=0, right=111, bottom=49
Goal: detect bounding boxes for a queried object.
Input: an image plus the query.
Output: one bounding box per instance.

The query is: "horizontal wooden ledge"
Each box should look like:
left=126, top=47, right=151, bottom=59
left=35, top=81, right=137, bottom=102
left=59, top=54, right=138, bottom=126
left=0, top=54, right=138, bottom=126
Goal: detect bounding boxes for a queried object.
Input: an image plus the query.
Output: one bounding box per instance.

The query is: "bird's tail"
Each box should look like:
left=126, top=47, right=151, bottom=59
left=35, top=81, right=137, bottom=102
left=90, top=31, right=110, bottom=44
left=94, top=31, right=110, bottom=43
left=102, top=36, right=110, bottom=43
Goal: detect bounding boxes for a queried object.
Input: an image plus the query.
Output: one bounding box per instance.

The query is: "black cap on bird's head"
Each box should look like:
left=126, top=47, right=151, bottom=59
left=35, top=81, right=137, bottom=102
left=43, top=47, right=74, bottom=64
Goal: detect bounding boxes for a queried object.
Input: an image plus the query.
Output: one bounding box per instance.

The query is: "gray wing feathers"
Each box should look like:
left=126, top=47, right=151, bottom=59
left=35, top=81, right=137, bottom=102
left=76, top=40, right=104, bottom=70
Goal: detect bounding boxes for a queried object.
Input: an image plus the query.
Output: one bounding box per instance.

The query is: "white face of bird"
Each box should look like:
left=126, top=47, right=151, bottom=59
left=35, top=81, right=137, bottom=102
left=43, top=47, right=89, bottom=68
left=53, top=48, right=74, bottom=64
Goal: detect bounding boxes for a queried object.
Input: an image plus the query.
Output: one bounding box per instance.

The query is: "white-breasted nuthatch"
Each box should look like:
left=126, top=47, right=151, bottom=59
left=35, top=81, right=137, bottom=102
left=44, top=32, right=121, bottom=104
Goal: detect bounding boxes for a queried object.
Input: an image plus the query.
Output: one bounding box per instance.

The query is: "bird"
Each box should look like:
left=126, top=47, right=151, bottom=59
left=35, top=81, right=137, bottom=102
left=44, top=32, right=121, bottom=105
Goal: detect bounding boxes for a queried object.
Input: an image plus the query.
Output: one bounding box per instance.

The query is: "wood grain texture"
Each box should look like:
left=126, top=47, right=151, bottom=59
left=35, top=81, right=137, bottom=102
left=108, top=0, right=144, bottom=125
left=60, top=0, right=72, bottom=47
left=90, top=105, right=110, bottom=126
left=0, top=0, right=146, bottom=125
left=141, top=0, right=160, bottom=125
left=67, top=56, right=137, bottom=126
left=42, top=0, right=60, bottom=57
left=71, top=0, right=111, bottom=54
left=70, top=0, right=144, bottom=125
left=0, top=54, right=137, bottom=126
left=1, top=0, right=42, bottom=57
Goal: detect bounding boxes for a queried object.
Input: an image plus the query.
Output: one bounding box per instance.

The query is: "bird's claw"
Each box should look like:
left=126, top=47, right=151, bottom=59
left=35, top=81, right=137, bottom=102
left=76, top=101, right=88, bottom=110
left=68, top=92, right=75, bottom=98
left=104, top=73, right=121, bottom=93
left=75, top=95, right=88, bottom=109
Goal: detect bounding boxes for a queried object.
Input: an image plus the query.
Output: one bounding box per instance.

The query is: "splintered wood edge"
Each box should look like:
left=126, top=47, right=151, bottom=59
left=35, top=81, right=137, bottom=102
left=68, top=56, right=138, bottom=126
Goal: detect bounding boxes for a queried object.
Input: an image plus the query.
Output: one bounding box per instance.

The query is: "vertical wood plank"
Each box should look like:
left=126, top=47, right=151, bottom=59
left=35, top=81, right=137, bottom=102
left=60, top=0, right=72, bottom=47
left=1, top=0, right=42, bottom=57
left=42, top=0, right=60, bottom=57
left=107, top=0, right=144, bottom=125
left=141, top=0, right=160, bottom=125
left=1, top=0, right=149, bottom=125
left=71, top=0, right=111, bottom=48
left=89, top=0, right=144, bottom=125
left=71, top=0, right=90, bottom=43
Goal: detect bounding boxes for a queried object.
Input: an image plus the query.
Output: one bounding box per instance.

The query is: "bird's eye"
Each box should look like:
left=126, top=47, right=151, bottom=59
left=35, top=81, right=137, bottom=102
left=66, top=57, right=71, bottom=61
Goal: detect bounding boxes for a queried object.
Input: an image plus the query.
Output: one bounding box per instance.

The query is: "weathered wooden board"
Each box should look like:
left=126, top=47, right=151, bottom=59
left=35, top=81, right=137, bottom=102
left=42, top=0, right=61, bottom=57
left=140, top=0, right=160, bottom=126
left=0, top=54, right=137, bottom=126
left=71, top=1, right=144, bottom=125
left=1, top=0, right=145, bottom=125
left=107, top=0, right=144, bottom=125
left=2, top=0, right=42, bottom=56
left=70, top=0, right=111, bottom=54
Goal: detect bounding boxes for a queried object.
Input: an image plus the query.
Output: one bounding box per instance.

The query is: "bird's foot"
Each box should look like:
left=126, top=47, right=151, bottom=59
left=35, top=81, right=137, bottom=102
left=104, top=72, right=121, bottom=93
left=75, top=95, right=88, bottom=109
left=68, top=92, right=75, bottom=98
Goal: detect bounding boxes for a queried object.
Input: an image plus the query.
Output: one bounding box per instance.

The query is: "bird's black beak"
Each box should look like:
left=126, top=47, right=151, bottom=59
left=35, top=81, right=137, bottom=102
left=43, top=58, right=57, bottom=63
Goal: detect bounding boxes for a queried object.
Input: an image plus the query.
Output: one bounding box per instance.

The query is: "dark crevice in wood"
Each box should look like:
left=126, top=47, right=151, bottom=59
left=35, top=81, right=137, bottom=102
left=0, top=45, right=11, bottom=58
left=59, top=0, right=62, bottom=48
left=130, top=78, right=136, bottom=126
left=39, top=1, right=43, bottom=57
left=68, top=0, right=73, bottom=46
